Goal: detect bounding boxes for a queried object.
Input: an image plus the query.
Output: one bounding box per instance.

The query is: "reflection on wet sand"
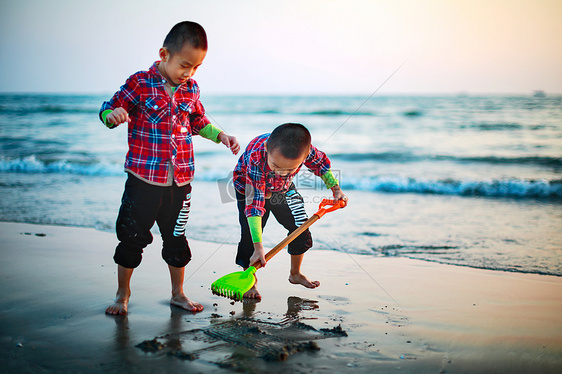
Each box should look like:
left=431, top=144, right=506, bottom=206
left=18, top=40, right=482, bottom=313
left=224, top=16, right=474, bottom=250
left=133, top=296, right=347, bottom=369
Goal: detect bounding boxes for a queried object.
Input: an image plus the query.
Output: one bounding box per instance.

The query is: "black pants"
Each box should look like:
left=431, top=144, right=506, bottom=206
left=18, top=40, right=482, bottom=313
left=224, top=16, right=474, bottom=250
left=114, top=174, right=192, bottom=269
left=236, top=184, right=313, bottom=268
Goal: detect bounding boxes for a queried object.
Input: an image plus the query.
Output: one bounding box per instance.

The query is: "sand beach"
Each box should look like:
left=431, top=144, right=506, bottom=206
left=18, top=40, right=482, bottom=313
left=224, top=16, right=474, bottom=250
left=2, top=1, right=562, bottom=370
left=1, top=221, right=561, bottom=373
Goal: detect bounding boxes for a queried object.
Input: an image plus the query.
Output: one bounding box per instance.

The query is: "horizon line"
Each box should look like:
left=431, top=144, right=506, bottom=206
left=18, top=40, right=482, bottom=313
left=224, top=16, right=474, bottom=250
left=0, top=90, right=560, bottom=97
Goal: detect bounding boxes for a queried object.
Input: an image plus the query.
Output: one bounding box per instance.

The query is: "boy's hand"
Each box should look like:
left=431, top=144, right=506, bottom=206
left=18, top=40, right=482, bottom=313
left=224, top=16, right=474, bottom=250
left=106, top=107, right=130, bottom=126
left=331, top=185, right=348, bottom=207
left=218, top=132, right=240, bottom=155
left=249, top=242, right=267, bottom=268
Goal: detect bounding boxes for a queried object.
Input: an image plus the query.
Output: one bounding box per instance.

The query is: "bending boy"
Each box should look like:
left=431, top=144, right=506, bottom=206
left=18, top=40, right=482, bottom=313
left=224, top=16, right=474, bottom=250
left=233, top=123, right=347, bottom=299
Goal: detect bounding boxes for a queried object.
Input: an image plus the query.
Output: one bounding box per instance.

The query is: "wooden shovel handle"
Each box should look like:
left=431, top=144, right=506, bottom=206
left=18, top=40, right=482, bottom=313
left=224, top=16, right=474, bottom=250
left=251, top=198, right=345, bottom=270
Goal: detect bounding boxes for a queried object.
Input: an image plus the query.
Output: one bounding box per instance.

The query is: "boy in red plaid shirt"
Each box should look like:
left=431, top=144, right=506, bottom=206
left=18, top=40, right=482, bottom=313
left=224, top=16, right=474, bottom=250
left=100, top=21, right=239, bottom=315
left=233, top=123, right=347, bottom=299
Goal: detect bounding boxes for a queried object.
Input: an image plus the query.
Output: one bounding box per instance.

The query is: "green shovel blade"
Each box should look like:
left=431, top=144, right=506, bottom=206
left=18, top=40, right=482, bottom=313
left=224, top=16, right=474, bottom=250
left=211, top=266, right=257, bottom=301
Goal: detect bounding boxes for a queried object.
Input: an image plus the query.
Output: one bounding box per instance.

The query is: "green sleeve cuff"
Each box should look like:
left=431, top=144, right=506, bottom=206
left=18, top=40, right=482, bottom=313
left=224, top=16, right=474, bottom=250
left=247, top=216, right=263, bottom=243
left=199, top=123, right=223, bottom=143
left=101, top=109, right=114, bottom=128
left=321, top=170, right=339, bottom=189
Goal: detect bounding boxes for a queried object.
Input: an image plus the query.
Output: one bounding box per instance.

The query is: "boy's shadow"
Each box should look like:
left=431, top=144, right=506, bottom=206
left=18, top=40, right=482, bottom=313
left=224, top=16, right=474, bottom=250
left=285, top=296, right=319, bottom=319
left=109, top=303, right=199, bottom=353
left=112, top=315, right=130, bottom=350
left=240, top=295, right=319, bottom=319
left=110, top=296, right=320, bottom=356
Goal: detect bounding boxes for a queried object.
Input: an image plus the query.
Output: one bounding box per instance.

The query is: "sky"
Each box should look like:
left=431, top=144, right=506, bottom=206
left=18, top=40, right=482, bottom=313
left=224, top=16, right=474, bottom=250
left=1, top=0, right=561, bottom=95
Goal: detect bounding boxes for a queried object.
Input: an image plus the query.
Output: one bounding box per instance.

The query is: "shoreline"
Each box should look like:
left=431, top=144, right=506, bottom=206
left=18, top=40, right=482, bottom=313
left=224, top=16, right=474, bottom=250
left=3, top=218, right=560, bottom=279
left=1, top=221, right=561, bottom=373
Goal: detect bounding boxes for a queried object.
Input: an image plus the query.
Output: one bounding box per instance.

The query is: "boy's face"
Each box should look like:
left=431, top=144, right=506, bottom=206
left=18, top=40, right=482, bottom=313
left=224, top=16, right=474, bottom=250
left=265, top=146, right=308, bottom=177
left=158, top=44, right=206, bottom=86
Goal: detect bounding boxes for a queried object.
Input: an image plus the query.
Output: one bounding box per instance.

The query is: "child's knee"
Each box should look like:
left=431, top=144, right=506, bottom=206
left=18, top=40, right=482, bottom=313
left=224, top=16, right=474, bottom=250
left=114, top=244, right=143, bottom=268
left=162, top=243, right=192, bottom=267
left=288, top=229, right=313, bottom=255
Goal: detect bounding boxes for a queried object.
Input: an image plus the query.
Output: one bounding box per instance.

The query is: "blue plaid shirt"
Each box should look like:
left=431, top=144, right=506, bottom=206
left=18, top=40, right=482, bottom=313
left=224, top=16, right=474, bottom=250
left=233, top=133, right=333, bottom=217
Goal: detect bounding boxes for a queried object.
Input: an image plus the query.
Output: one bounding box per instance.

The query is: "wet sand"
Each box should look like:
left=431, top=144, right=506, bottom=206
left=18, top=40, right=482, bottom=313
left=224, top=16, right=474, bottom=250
left=0, top=221, right=561, bottom=373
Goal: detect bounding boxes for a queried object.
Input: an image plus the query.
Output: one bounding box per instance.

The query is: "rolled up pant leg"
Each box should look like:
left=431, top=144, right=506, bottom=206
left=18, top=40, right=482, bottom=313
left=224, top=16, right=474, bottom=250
left=113, top=175, right=192, bottom=269
left=157, top=183, right=192, bottom=268
left=268, top=184, right=312, bottom=255
left=114, top=175, right=161, bottom=268
left=234, top=184, right=312, bottom=269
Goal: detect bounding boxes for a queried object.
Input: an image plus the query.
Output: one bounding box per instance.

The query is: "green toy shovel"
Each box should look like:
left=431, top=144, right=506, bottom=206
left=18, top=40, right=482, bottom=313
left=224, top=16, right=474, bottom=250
left=211, top=198, right=346, bottom=301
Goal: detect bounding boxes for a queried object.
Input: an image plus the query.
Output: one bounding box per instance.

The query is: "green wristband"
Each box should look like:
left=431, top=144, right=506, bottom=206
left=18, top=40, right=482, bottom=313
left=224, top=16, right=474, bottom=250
left=247, top=216, right=263, bottom=243
left=199, top=123, right=223, bottom=143
left=101, top=109, right=114, bottom=128
left=321, top=170, right=339, bottom=189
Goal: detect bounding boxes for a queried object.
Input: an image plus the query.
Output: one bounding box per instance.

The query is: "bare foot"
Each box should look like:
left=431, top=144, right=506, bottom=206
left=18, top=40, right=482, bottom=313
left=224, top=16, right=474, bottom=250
left=289, top=273, right=320, bottom=289
left=170, top=294, right=204, bottom=313
left=106, top=290, right=130, bottom=315
left=243, top=283, right=261, bottom=299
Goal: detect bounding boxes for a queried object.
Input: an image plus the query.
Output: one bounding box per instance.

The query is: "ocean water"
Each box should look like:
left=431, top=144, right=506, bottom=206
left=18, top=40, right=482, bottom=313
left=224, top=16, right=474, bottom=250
left=1, top=93, right=561, bottom=276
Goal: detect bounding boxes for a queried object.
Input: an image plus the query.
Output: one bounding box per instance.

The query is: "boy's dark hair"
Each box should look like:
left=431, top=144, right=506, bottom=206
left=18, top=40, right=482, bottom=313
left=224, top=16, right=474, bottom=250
left=163, top=21, right=207, bottom=55
left=267, top=123, right=311, bottom=160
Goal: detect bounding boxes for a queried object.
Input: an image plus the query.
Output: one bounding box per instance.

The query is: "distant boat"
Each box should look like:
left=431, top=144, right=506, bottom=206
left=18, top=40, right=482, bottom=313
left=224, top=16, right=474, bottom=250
left=533, top=90, right=546, bottom=98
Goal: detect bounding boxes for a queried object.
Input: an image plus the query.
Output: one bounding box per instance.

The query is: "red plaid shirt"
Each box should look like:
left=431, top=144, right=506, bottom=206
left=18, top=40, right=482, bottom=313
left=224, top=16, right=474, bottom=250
left=233, top=133, right=333, bottom=217
left=100, top=62, right=214, bottom=186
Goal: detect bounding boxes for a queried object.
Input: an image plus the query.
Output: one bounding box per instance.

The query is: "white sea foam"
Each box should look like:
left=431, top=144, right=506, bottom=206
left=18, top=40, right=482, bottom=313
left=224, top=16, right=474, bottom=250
left=1, top=93, right=561, bottom=276
left=2, top=156, right=560, bottom=199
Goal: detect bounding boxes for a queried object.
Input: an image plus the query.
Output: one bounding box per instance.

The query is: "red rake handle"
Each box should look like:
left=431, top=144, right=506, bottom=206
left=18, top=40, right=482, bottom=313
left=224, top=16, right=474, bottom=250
left=253, top=198, right=346, bottom=270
